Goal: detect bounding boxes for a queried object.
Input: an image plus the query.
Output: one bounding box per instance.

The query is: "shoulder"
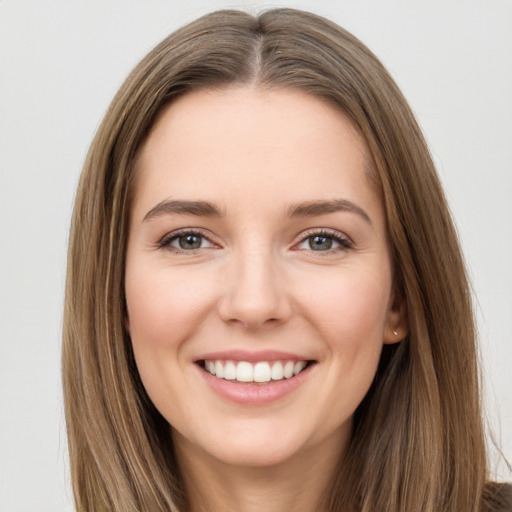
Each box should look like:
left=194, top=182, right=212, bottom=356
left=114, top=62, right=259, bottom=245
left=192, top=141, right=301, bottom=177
left=483, top=482, right=512, bottom=512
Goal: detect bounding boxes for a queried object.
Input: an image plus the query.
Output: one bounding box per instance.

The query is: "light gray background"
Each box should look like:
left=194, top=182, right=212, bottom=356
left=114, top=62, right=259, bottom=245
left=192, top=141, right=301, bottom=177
left=1, top=1, right=511, bottom=510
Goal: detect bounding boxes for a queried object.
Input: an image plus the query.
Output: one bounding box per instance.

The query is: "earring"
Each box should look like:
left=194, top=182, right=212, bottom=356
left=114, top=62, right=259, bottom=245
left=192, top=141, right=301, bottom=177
left=393, top=330, right=398, bottom=336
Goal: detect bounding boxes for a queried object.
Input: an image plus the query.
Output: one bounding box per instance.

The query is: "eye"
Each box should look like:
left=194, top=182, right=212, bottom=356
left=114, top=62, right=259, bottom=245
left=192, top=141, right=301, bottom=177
left=159, top=230, right=216, bottom=252
left=295, top=230, right=353, bottom=252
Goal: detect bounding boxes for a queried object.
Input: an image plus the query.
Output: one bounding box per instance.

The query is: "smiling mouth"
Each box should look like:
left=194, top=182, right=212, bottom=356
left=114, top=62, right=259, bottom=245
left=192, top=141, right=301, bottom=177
left=199, top=359, right=314, bottom=384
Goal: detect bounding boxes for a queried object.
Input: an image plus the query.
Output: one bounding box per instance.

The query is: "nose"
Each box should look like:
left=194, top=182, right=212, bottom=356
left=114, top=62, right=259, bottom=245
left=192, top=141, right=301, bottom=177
left=217, top=245, right=293, bottom=330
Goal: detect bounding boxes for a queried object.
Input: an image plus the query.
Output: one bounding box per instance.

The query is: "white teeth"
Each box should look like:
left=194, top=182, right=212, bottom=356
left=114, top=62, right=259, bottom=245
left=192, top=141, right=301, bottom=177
left=214, top=360, right=224, bottom=379
left=293, top=361, right=307, bottom=376
left=271, top=361, right=284, bottom=380
left=223, top=360, right=237, bottom=380
left=204, top=359, right=309, bottom=383
left=283, top=361, right=294, bottom=378
left=236, top=361, right=253, bottom=382
left=253, top=362, right=271, bottom=383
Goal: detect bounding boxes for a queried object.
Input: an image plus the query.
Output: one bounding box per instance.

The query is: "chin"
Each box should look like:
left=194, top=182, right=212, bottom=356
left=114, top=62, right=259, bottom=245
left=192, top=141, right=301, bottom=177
left=204, top=441, right=305, bottom=469
left=173, top=413, right=349, bottom=471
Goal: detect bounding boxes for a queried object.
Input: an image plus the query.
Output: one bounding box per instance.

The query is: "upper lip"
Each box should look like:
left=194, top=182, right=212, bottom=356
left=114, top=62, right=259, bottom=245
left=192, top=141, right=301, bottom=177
left=194, top=349, right=314, bottom=363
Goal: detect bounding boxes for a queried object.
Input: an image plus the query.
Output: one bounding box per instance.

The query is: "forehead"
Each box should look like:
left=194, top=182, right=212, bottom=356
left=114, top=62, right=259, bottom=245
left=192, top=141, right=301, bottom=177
left=133, top=86, right=381, bottom=223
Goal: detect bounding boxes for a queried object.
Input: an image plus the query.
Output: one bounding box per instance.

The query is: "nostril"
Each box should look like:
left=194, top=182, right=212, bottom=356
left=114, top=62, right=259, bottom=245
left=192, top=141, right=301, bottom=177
left=222, top=315, right=285, bottom=330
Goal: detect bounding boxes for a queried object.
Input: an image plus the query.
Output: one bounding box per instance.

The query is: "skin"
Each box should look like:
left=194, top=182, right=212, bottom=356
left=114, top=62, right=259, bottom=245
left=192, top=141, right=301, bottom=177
left=125, top=86, right=406, bottom=512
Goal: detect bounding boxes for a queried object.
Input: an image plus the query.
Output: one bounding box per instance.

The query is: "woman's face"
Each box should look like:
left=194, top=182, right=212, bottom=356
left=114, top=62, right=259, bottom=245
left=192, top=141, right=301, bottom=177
left=125, top=87, right=404, bottom=469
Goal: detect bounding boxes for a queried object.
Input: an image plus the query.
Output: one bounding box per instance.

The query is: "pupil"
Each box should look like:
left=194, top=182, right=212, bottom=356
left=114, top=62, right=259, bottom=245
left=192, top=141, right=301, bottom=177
left=179, top=234, right=201, bottom=249
left=310, top=235, right=332, bottom=251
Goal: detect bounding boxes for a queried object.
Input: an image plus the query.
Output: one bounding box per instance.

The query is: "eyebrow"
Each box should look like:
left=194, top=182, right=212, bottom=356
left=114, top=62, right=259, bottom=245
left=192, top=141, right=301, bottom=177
left=143, top=199, right=223, bottom=221
left=142, top=198, right=372, bottom=225
left=285, top=199, right=372, bottom=225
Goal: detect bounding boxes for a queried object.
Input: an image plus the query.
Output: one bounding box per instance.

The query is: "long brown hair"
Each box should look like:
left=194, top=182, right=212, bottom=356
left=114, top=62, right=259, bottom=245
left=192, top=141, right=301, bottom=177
left=63, top=8, right=504, bottom=511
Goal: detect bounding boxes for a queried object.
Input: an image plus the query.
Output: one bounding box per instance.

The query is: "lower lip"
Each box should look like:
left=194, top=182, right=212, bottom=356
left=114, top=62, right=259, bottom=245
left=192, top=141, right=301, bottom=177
left=197, top=363, right=314, bottom=405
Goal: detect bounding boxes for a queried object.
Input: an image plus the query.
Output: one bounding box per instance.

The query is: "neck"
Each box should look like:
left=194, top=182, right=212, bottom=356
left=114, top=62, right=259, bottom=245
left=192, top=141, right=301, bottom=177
left=174, top=430, right=347, bottom=512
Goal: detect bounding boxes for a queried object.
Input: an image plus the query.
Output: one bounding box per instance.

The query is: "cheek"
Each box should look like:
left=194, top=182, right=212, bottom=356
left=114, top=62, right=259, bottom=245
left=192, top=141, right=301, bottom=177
left=296, top=266, right=391, bottom=346
left=293, top=264, right=391, bottom=403
left=126, top=263, right=215, bottom=344
left=300, top=269, right=390, bottom=418
left=125, top=261, right=220, bottom=398
left=124, top=263, right=217, bottom=421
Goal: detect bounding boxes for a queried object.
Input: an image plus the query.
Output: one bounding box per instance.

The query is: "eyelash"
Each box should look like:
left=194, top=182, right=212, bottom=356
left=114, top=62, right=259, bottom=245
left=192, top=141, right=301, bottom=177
left=294, top=228, right=354, bottom=253
left=157, top=228, right=354, bottom=254
left=157, top=228, right=215, bottom=253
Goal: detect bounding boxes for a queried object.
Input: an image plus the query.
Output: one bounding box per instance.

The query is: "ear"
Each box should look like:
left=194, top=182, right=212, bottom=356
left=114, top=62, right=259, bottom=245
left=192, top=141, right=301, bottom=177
left=383, top=287, right=408, bottom=344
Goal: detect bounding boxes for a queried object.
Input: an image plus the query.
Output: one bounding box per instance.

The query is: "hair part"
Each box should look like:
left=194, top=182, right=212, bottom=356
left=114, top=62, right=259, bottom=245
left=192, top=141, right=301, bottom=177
left=63, top=8, right=494, bottom=511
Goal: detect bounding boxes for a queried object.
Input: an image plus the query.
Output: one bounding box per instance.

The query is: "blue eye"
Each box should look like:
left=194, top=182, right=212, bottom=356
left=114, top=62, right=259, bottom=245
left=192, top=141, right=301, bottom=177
left=159, top=230, right=215, bottom=251
left=174, top=233, right=205, bottom=250
left=296, top=231, right=352, bottom=252
left=306, top=235, right=336, bottom=251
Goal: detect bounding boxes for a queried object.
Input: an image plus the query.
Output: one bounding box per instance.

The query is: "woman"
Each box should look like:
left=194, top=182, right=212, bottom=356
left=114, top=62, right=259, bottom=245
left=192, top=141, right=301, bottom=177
left=62, top=8, right=511, bottom=511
